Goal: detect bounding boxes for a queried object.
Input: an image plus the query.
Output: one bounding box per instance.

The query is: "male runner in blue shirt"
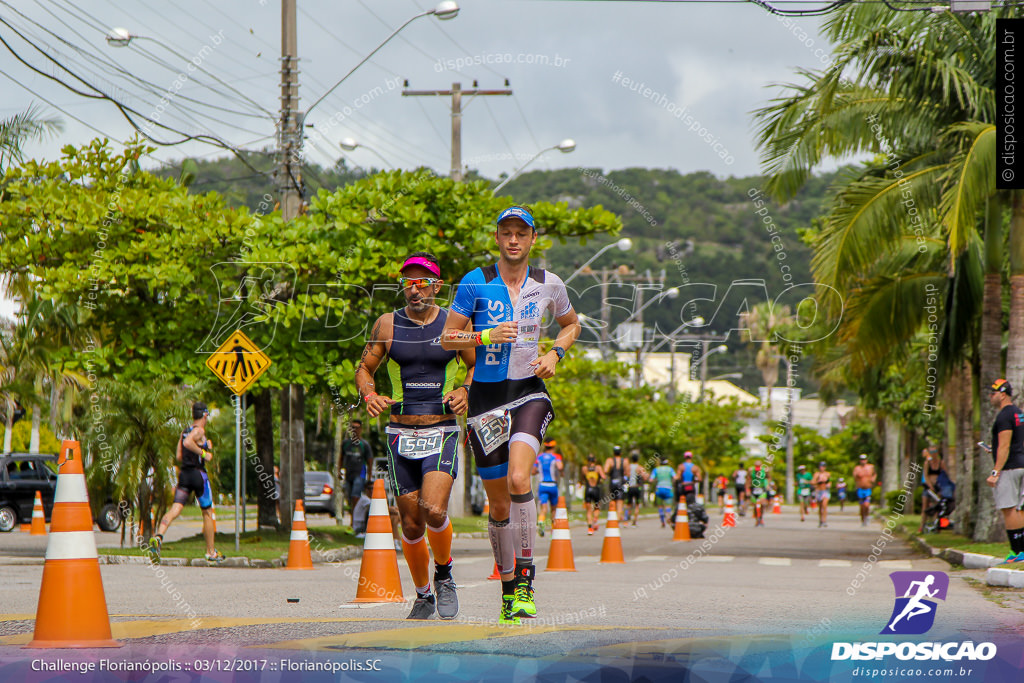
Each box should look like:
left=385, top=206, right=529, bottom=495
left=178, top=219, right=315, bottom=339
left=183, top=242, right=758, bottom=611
left=442, top=205, right=581, bottom=624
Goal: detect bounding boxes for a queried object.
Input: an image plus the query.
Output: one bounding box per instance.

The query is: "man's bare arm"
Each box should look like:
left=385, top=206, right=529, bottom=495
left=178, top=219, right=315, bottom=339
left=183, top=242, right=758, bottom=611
left=355, top=314, right=396, bottom=417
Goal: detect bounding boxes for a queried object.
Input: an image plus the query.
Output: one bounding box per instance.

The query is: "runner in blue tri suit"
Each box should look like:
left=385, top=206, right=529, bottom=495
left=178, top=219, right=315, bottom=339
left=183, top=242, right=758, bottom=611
left=151, top=402, right=225, bottom=564
left=532, top=440, right=563, bottom=537
left=442, top=205, right=581, bottom=625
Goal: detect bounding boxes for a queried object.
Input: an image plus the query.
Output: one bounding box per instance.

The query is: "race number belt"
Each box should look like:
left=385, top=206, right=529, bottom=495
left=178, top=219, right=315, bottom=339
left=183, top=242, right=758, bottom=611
left=468, top=409, right=511, bottom=455
left=467, top=392, right=550, bottom=455
left=385, top=425, right=459, bottom=460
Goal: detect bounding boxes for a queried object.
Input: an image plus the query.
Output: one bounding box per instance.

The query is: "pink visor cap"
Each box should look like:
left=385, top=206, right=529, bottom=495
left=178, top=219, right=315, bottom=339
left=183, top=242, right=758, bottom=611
left=400, top=256, right=440, bottom=277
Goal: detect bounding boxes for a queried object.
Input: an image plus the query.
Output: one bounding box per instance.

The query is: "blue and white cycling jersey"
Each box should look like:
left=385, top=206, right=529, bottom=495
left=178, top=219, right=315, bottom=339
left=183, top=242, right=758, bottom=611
left=450, top=264, right=572, bottom=384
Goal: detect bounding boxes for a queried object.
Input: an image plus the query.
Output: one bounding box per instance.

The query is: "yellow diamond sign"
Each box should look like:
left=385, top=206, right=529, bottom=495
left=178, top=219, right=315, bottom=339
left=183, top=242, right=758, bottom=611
left=205, top=329, right=271, bottom=395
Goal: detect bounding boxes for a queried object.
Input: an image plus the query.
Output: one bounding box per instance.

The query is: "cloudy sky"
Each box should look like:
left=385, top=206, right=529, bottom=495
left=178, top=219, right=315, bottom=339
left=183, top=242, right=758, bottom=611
left=1, top=0, right=835, bottom=182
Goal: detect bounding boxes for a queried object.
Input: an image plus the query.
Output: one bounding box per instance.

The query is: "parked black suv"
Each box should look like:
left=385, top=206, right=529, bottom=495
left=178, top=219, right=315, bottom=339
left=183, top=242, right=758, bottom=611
left=0, top=453, right=57, bottom=532
left=0, top=453, right=122, bottom=532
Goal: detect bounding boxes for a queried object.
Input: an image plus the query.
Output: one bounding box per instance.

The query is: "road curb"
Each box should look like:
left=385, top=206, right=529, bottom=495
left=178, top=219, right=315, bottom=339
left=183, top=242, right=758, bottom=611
left=893, top=524, right=1024, bottom=586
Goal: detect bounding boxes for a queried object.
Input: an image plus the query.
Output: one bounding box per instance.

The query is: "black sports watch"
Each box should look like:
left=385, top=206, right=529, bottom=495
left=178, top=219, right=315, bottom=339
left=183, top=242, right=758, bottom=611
left=552, top=346, right=566, bottom=361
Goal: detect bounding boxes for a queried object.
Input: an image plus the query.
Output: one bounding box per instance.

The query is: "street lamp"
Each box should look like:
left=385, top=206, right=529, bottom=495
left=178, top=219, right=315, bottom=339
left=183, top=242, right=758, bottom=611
left=106, top=27, right=274, bottom=119
left=491, top=139, right=576, bottom=193
left=304, top=1, right=459, bottom=120
left=339, top=137, right=392, bottom=169
left=564, top=238, right=632, bottom=285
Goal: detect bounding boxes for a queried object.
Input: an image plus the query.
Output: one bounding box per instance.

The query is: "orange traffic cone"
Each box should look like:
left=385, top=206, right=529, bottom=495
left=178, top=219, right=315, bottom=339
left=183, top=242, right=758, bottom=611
left=285, top=499, right=314, bottom=570
left=772, top=496, right=782, bottom=514
left=30, top=490, right=46, bottom=535
left=351, top=479, right=404, bottom=603
left=26, top=440, right=119, bottom=648
left=810, top=497, right=818, bottom=510
left=546, top=496, right=577, bottom=571
left=19, top=523, right=31, bottom=532
left=599, top=509, right=625, bottom=564
left=673, top=501, right=691, bottom=541
left=722, top=495, right=736, bottom=528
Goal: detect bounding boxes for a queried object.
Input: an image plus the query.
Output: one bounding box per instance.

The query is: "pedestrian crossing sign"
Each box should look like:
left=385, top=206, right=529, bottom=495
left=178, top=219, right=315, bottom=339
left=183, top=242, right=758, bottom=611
left=205, top=329, right=272, bottom=395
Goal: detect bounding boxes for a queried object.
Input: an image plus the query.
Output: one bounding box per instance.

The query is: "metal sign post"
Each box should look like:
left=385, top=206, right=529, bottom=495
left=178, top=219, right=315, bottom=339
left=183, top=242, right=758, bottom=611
left=205, top=329, right=272, bottom=555
left=235, top=393, right=241, bottom=551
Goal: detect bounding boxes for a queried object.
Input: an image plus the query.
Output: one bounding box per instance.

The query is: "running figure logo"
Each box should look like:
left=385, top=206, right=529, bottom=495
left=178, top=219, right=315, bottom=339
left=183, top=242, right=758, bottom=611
left=881, top=571, right=949, bottom=635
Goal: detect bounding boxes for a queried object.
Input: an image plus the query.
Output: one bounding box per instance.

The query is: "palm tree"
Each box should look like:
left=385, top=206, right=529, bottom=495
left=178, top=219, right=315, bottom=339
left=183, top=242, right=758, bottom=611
left=0, top=105, right=62, bottom=175
left=0, top=290, right=88, bottom=452
left=84, top=380, right=195, bottom=541
left=739, top=301, right=792, bottom=410
left=752, top=6, right=1006, bottom=539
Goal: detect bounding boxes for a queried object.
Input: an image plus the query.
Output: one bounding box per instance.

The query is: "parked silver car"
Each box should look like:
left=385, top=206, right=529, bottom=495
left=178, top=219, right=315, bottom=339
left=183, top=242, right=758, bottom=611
left=303, top=471, right=336, bottom=516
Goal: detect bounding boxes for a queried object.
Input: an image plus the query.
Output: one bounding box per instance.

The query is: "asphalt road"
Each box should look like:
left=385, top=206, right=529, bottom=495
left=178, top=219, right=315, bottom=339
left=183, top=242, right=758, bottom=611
left=2, top=505, right=1020, bottom=651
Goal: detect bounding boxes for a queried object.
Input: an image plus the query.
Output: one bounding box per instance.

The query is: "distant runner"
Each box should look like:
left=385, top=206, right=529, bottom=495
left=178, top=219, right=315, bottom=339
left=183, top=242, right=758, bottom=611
left=652, top=458, right=676, bottom=528
left=581, top=455, right=605, bottom=535
left=532, top=440, right=563, bottom=537
left=750, top=460, right=769, bottom=527
left=853, top=454, right=878, bottom=527
left=812, top=461, right=831, bottom=528
left=151, top=402, right=224, bottom=564
left=796, top=464, right=813, bottom=522
left=675, top=451, right=701, bottom=507
left=604, top=446, right=627, bottom=521
left=625, top=454, right=648, bottom=526
left=836, top=478, right=848, bottom=512
left=733, top=462, right=749, bottom=516
left=714, top=474, right=729, bottom=512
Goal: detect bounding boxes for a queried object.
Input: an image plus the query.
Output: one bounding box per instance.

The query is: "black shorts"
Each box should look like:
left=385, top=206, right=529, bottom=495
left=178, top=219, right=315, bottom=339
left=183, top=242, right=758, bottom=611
left=609, top=480, right=625, bottom=501
left=717, top=488, right=727, bottom=498
left=467, top=381, right=554, bottom=481
left=384, top=422, right=460, bottom=498
left=585, top=486, right=602, bottom=504
left=734, top=485, right=746, bottom=498
left=626, top=486, right=642, bottom=504
left=174, top=468, right=213, bottom=509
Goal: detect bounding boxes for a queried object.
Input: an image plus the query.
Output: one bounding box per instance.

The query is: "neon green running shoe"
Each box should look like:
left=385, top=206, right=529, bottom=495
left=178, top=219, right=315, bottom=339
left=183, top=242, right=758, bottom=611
left=510, top=564, right=537, bottom=618
left=147, top=535, right=162, bottom=563
left=500, top=594, right=521, bottom=625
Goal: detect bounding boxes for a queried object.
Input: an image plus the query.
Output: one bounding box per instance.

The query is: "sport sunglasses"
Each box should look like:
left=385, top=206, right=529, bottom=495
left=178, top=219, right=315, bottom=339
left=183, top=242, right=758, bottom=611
left=398, top=277, right=442, bottom=288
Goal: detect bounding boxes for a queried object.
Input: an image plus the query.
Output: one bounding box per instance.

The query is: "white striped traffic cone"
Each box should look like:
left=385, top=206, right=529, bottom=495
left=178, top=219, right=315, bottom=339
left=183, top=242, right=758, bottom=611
left=599, top=509, right=625, bottom=564
left=30, top=490, right=46, bottom=535
left=285, top=499, right=314, bottom=570
left=546, top=496, right=576, bottom=571
left=26, top=440, right=119, bottom=648
left=673, top=500, right=691, bottom=541
left=351, top=479, right=404, bottom=603
left=722, top=495, right=736, bottom=528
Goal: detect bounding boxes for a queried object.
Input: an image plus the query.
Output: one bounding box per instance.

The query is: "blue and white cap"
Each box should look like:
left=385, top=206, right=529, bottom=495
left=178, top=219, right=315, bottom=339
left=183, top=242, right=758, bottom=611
left=496, top=205, right=535, bottom=229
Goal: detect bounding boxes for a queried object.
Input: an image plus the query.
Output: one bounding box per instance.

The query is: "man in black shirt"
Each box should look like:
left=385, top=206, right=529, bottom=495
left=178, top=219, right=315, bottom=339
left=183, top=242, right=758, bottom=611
left=987, top=379, right=1024, bottom=563
left=339, top=419, right=373, bottom=528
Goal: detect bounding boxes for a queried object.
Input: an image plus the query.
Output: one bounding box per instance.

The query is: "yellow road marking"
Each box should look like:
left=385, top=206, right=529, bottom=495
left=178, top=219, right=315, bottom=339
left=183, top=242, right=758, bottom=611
left=263, top=625, right=689, bottom=651
left=0, top=617, right=409, bottom=646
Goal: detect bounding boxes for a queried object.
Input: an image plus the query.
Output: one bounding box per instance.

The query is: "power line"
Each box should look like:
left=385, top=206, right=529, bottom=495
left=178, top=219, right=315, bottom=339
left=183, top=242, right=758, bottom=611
left=0, top=19, right=275, bottom=181
left=20, top=1, right=272, bottom=121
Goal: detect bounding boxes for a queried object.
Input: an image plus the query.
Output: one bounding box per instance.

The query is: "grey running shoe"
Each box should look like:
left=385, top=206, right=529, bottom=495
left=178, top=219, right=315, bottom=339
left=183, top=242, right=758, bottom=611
left=406, top=593, right=436, bottom=620
left=435, top=576, right=459, bottom=620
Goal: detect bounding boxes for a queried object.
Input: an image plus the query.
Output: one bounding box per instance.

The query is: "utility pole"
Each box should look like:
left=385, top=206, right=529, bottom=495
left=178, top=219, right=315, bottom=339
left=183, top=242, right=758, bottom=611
left=277, top=0, right=303, bottom=532
left=402, top=82, right=512, bottom=181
